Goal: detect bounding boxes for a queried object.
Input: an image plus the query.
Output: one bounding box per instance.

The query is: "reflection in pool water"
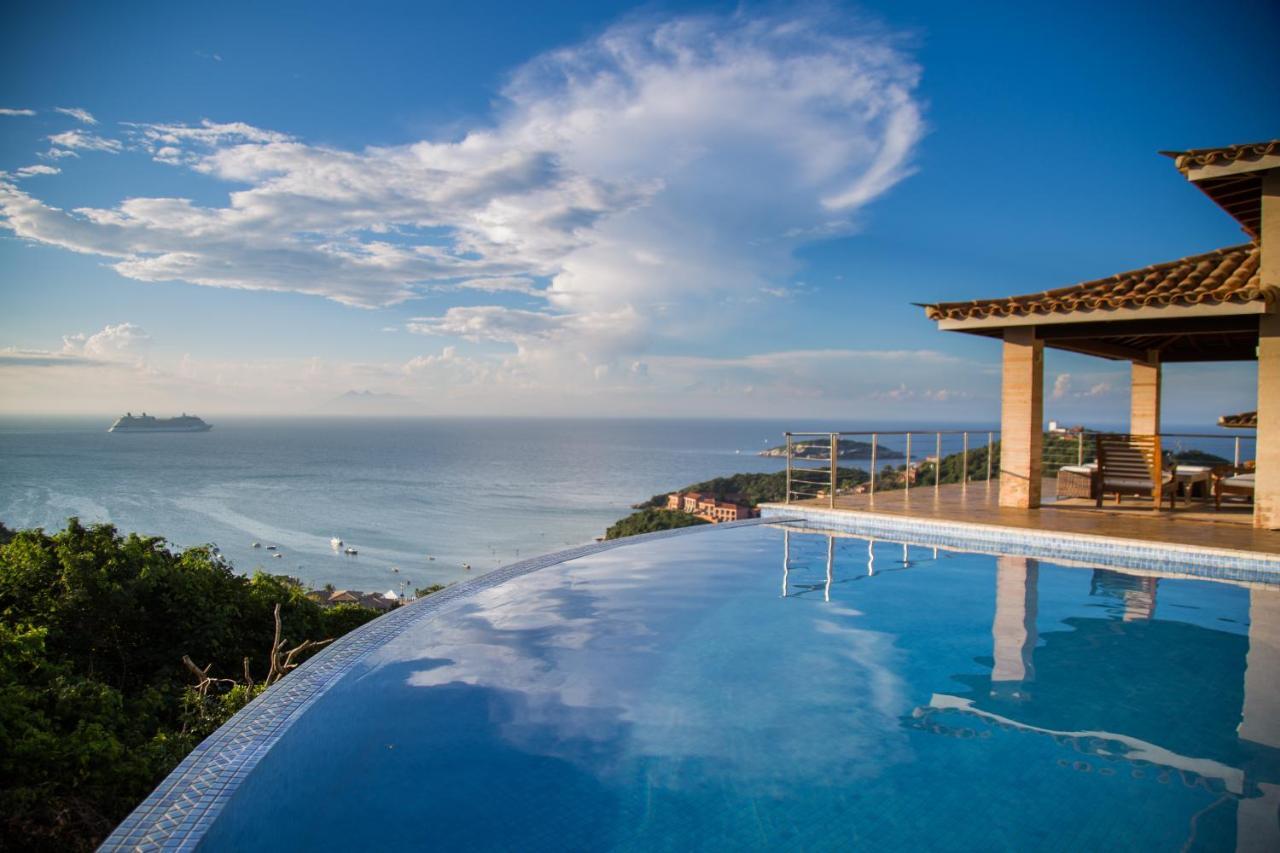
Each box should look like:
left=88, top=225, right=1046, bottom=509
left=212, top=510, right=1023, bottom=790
left=199, top=523, right=1279, bottom=852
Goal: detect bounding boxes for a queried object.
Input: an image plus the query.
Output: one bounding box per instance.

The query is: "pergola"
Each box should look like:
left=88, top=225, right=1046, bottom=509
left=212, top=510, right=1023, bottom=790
left=922, top=140, right=1279, bottom=529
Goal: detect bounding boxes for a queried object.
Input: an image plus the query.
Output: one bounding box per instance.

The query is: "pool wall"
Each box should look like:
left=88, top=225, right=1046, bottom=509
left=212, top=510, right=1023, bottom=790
left=100, top=518, right=786, bottom=852
left=760, top=504, right=1280, bottom=581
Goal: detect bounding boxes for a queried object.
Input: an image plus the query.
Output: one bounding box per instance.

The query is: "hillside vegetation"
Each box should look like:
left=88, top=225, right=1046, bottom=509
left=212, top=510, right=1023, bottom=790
left=0, top=519, right=391, bottom=852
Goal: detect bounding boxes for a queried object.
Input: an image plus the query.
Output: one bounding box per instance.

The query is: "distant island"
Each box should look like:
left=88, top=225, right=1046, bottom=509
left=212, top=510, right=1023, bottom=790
left=759, top=438, right=903, bottom=460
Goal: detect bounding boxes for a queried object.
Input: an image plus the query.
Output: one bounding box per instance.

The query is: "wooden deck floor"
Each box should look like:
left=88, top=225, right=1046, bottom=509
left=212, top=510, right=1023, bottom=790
left=785, top=479, right=1280, bottom=555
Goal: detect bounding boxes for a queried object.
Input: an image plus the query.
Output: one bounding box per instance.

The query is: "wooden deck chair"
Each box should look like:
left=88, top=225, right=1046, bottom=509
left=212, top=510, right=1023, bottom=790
left=1212, top=462, right=1256, bottom=510
left=1094, top=434, right=1176, bottom=510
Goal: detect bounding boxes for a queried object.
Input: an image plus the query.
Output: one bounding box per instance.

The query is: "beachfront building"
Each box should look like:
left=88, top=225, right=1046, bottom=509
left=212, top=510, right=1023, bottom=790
left=666, top=491, right=758, bottom=522
left=923, top=140, right=1278, bottom=528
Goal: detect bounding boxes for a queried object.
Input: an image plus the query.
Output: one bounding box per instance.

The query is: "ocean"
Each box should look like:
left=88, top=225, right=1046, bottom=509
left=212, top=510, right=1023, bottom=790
left=0, top=417, right=828, bottom=593
left=0, top=416, right=1247, bottom=594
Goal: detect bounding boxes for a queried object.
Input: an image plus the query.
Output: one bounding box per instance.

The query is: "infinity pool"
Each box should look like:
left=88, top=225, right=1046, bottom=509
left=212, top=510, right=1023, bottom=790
left=166, top=523, right=1280, bottom=850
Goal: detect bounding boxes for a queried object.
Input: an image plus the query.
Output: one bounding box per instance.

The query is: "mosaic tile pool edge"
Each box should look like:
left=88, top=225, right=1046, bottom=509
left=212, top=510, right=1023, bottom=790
left=98, top=517, right=789, bottom=853
left=759, top=504, right=1280, bottom=583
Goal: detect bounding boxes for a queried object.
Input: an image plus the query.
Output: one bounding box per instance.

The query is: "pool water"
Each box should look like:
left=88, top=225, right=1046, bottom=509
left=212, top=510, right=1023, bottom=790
left=198, top=523, right=1280, bottom=851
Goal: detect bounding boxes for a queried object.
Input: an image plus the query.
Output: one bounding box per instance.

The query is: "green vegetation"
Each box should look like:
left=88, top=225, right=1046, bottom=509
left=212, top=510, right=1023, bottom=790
left=1171, top=449, right=1229, bottom=466
left=635, top=468, right=871, bottom=510
left=760, top=438, right=903, bottom=460
left=414, top=583, right=447, bottom=598
left=0, top=518, right=407, bottom=852
left=605, top=508, right=709, bottom=540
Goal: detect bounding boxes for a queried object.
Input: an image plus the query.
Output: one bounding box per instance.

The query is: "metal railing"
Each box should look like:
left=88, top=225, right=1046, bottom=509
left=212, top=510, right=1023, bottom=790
left=782, top=428, right=1258, bottom=506
left=784, top=430, right=1000, bottom=507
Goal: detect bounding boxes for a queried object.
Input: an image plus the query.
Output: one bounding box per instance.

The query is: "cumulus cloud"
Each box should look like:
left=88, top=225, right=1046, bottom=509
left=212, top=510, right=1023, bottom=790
left=12, top=165, right=60, bottom=178
left=62, top=322, right=151, bottom=361
left=1051, top=373, right=1114, bottom=400
left=46, top=130, right=122, bottom=154
left=1051, top=373, right=1072, bottom=400
left=0, top=8, right=923, bottom=382
left=54, top=107, right=97, bottom=125
left=0, top=108, right=36, bottom=117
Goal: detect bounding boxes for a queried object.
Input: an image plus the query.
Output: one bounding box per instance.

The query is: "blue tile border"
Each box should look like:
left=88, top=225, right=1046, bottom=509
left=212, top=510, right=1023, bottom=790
left=759, top=504, right=1280, bottom=583
left=98, top=517, right=788, bottom=853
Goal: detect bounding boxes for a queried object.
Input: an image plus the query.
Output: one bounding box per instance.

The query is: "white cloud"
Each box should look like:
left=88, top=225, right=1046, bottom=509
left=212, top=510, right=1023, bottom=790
left=0, top=9, right=922, bottom=371
left=62, top=322, right=151, bottom=362
left=54, top=107, right=97, bottom=125
left=13, top=165, right=60, bottom=178
left=46, top=130, right=122, bottom=154
left=1051, top=373, right=1072, bottom=400
left=448, top=276, right=543, bottom=296
left=1052, top=372, right=1114, bottom=400
left=0, top=108, right=36, bottom=117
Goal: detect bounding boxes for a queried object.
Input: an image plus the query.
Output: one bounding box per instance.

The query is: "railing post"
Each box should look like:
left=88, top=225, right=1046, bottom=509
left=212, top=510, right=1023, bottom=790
left=1235, top=436, right=1241, bottom=468
left=869, top=432, right=878, bottom=498
left=987, top=431, right=994, bottom=482
left=1077, top=431, right=1084, bottom=466
left=962, top=432, right=969, bottom=486
left=829, top=433, right=836, bottom=509
left=935, top=432, right=942, bottom=495
left=905, top=432, right=912, bottom=495
left=785, top=433, right=793, bottom=504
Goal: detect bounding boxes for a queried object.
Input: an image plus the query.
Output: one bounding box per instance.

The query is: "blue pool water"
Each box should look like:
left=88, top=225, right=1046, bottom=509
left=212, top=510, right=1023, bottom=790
left=188, top=523, right=1278, bottom=851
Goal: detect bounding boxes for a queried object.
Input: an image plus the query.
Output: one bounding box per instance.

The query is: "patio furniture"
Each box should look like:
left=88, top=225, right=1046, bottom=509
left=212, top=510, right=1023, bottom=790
left=1213, top=463, right=1257, bottom=510
left=1094, top=434, right=1176, bottom=510
left=1173, top=465, right=1213, bottom=503
left=1056, top=463, right=1097, bottom=500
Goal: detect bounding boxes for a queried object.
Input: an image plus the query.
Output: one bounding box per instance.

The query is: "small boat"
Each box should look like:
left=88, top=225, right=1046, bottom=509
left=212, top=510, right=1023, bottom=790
left=462, top=562, right=471, bottom=571
left=330, top=537, right=343, bottom=549
left=251, top=542, right=261, bottom=549
left=273, top=553, right=283, bottom=559
left=265, top=545, right=278, bottom=551
left=427, top=556, right=435, bottom=561
left=391, top=567, right=399, bottom=573
left=344, top=547, right=358, bottom=555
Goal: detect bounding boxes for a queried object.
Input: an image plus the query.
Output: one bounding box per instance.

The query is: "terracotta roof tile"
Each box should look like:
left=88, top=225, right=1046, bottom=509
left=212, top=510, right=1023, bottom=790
left=1165, top=140, right=1280, bottom=172
left=924, top=243, right=1265, bottom=322
left=1217, top=410, right=1257, bottom=429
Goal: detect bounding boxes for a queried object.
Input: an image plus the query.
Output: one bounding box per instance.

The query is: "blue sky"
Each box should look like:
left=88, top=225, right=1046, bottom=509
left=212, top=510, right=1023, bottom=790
left=1, top=0, right=1275, bottom=422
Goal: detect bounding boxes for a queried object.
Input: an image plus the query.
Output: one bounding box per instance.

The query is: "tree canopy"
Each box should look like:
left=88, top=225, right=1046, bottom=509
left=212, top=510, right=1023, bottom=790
left=0, top=519, right=385, bottom=852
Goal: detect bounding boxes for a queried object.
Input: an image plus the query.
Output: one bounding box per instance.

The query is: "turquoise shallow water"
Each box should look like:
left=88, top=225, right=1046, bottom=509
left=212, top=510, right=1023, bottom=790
left=197, top=523, right=1280, bottom=852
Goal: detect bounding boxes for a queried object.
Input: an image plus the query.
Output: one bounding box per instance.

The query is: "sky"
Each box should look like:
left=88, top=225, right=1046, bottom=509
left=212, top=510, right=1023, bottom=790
left=1, top=0, right=1276, bottom=424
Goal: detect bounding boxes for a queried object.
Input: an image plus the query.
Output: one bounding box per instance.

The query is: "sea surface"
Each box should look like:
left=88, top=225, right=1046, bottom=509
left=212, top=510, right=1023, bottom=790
left=0, top=417, right=1246, bottom=594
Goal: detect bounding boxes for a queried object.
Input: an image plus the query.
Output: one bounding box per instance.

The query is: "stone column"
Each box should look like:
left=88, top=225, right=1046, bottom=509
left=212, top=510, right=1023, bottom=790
left=1259, top=170, right=1280, bottom=529
left=999, top=327, right=1044, bottom=508
left=1130, top=352, right=1161, bottom=436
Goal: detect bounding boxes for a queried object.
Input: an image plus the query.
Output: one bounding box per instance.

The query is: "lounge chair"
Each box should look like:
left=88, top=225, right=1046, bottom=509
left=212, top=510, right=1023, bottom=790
left=1213, top=462, right=1256, bottom=510
left=1094, top=434, right=1176, bottom=510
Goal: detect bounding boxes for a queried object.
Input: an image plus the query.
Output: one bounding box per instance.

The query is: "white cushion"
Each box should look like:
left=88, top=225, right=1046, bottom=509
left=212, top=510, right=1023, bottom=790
left=1223, top=474, right=1255, bottom=488
left=1059, top=465, right=1094, bottom=474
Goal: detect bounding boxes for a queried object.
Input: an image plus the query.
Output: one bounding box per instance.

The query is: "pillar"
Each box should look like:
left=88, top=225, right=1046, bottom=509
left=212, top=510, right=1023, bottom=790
left=1258, top=170, right=1280, bottom=529
left=1130, top=351, right=1161, bottom=436
left=999, top=327, right=1044, bottom=508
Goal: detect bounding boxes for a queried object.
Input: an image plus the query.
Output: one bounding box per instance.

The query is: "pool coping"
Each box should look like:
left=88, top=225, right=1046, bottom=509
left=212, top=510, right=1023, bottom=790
left=759, top=504, right=1280, bottom=582
left=99, top=517, right=787, bottom=853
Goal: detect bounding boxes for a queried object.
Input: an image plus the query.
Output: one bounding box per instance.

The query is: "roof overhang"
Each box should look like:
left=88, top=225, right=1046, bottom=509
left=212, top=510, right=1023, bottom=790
left=1163, top=141, right=1280, bottom=238
left=942, top=307, right=1263, bottom=363
left=935, top=299, right=1269, bottom=333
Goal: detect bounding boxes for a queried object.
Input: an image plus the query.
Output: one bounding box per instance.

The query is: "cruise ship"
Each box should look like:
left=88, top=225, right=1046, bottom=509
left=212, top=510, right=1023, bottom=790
left=108, top=413, right=213, bottom=433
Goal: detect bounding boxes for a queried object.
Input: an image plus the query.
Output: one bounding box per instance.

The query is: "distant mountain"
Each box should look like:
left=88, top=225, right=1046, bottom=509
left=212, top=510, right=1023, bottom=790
left=322, top=390, right=417, bottom=414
